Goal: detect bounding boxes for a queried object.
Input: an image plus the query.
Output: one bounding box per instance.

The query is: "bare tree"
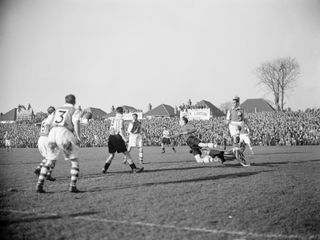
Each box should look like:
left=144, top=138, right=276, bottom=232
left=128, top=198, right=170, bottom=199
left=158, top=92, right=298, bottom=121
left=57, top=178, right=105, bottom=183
left=256, top=57, right=300, bottom=111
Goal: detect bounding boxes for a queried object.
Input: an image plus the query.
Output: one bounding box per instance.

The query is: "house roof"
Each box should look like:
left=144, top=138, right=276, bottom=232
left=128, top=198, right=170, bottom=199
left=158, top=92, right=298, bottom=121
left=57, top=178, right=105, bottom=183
left=0, top=108, right=17, bottom=122
left=194, top=100, right=225, bottom=117
left=86, top=107, right=107, bottom=119
left=240, top=98, right=275, bottom=113
left=144, top=104, right=176, bottom=117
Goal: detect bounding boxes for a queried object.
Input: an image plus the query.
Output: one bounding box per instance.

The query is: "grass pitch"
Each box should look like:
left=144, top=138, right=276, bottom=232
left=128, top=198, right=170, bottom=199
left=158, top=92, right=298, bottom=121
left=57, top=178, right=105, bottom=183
left=0, top=146, right=319, bottom=240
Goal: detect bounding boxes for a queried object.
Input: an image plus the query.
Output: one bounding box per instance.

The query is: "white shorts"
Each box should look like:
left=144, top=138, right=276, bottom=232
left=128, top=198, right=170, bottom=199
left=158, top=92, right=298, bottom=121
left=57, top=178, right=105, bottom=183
left=240, top=133, right=251, bottom=145
left=229, top=121, right=244, bottom=137
left=5, top=139, right=11, bottom=147
left=47, top=126, right=79, bottom=161
left=38, top=136, right=49, bottom=158
left=128, top=134, right=143, bottom=148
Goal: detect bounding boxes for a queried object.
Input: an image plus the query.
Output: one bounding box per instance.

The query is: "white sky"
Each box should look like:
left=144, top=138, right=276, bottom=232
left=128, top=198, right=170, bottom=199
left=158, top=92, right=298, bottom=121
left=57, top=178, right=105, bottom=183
left=0, top=0, right=319, bottom=113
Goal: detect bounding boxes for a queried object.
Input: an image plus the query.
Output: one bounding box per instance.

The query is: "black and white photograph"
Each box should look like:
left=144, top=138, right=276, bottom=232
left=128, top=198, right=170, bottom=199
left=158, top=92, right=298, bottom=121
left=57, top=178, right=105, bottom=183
left=0, top=0, right=319, bottom=239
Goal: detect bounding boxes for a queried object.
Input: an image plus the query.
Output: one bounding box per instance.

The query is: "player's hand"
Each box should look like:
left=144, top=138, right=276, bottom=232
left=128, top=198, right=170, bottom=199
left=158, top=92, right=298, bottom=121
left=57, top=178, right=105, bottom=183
left=75, top=138, right=81, bottom=146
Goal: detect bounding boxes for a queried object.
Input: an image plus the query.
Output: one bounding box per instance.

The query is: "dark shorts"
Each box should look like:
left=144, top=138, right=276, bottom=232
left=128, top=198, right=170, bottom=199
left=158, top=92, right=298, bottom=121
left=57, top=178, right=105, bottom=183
left=186, top=135, right=201, bottom=156
left=108, top=134, right=127, bottom=154
left=161, top=137, right=171, bottom=145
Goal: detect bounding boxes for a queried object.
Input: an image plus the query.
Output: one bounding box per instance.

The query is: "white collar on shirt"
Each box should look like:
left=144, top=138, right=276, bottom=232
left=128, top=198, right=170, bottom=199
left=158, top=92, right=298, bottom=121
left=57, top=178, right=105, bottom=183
left=63, top=103, right=75, bottom=107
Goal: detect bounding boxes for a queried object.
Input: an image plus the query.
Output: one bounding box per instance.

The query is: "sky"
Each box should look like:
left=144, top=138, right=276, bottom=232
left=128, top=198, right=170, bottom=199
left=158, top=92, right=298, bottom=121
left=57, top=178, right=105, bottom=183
left=0, top=0, right=319, bottom=113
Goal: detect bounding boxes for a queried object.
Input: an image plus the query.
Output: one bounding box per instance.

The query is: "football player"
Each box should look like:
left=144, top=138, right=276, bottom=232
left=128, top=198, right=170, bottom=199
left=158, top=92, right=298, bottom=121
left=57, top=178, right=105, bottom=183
left=240, top=124, right=254, bottom=154
left=124, top=113, right=144, bottom=164
left=170, top=116, right=218, bottom=163
left=102, top=107, right=144, bottom=174
left=4, top=131, right=13, bottom=152
left=170, top=116, right=250, bottom=166
left=36, top=94, right=89, bottom=193
left=225, top=96, right=245, bottom=147
left=161, top=126, right=176, bottom=153
left=34, top=106, right=57, bottom=181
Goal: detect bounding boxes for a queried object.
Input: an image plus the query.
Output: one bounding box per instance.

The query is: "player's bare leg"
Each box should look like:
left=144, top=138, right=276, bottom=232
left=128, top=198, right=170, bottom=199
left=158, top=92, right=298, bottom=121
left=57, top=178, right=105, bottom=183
left=170, top=142, right=176, bottom=153
left=102, top=153, right=115, bottom=173
left=198, top=143, right=216, bottom=149
left=124, top=151, right=144, bottom=173
left=123, top=146, right=132, bottom=164
left=248, top=143, right=254, bottom=154
left=161, top=143, right=165, bottom=153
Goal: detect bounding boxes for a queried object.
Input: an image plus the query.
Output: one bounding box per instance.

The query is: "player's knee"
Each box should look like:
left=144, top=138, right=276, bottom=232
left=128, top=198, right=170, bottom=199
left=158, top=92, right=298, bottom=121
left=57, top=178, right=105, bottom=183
left=44, top=159, right=54, bottom=168
left=232, top=147, right=240, bottom=159
left=71, top=159, right=79, bottom=168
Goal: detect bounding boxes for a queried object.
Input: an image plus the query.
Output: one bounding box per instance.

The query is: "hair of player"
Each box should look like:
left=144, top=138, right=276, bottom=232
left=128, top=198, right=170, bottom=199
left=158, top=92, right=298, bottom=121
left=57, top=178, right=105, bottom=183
left=132, top=113, right=138, bottom=118
left=116, top=106, right=124, bottom=114
left=233, top=95, right=240, bottom=103
left=65, top=94, right=76, bottom=105
left=47, top=106, right=55, bottom=114
left=182, top=116, right=188, bottom=124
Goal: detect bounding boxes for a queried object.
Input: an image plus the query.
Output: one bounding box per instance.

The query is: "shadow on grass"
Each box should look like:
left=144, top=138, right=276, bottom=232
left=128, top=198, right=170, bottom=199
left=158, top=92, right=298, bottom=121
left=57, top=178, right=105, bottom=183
left=85, top=170, right=272, bottom=193
left=255, top=151, right=309, bottom=156
left=47, top=158, right=320, bottom=182
left=252, top=158, right=320, bottom=167
left=52, top=164, right=231, bottom=181
left=145, top=160, right=194, bottom=165
left=0, top=161, right=40, bottom=166
left=0, top=210, right=98, bottom=225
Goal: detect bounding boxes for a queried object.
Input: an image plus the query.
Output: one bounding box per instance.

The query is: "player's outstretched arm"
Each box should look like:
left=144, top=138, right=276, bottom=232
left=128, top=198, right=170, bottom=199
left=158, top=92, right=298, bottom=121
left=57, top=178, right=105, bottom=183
left=170, top=132, right=182, bottom=138
left=170, top=128, right=196, bottom=138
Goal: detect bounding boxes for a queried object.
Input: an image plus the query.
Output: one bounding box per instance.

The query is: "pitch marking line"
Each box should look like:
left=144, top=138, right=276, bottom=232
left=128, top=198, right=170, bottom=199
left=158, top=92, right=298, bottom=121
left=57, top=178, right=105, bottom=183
left=1, top=209, right=317, bottom=239
left=75, top=216, right=312, bottom=239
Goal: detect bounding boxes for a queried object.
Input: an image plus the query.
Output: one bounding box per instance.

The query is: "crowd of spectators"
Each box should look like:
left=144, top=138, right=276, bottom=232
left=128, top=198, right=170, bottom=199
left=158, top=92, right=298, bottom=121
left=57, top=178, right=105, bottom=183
left=1, top=109, right=319, bottom=148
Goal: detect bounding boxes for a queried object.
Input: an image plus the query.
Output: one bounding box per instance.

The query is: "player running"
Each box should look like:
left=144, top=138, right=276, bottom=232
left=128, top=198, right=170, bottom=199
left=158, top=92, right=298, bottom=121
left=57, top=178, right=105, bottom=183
left=34, top=106, right=57, bottom=181
left=161, top=126, right=176, bottom=153
left=225, top=96, right=245, bottom=146
left=36, top=94, right=90, bottom=193
left=240, top=124, right=254, bottom=154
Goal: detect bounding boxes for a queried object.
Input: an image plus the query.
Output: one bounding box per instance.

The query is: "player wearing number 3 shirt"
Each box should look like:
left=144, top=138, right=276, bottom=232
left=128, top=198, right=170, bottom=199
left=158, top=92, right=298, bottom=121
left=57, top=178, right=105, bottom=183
left=36, top=94, right=82, bottom=193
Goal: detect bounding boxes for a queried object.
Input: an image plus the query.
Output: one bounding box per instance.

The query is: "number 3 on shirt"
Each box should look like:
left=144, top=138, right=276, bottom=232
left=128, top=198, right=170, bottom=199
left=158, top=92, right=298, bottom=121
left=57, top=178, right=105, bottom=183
left=54, top=109, right=68, bottom=126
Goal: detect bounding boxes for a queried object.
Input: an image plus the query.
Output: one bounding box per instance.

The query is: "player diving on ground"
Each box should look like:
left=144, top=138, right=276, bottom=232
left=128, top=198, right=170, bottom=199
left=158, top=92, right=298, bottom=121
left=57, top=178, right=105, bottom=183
left=169, top=116, right=250, bottom=166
